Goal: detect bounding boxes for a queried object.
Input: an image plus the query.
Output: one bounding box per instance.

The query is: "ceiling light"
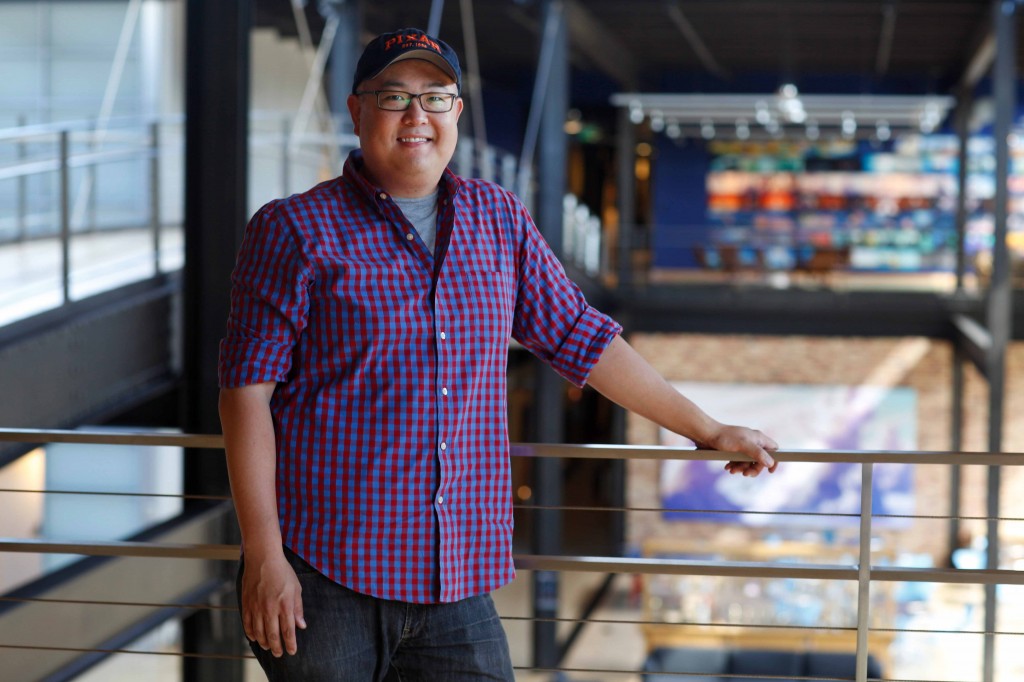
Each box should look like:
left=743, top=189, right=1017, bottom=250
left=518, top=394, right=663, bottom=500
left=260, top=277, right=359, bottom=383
left=629, top=101, right=644, bottom=124
left=876, top=120, right=891, bottom=141
left=841, top=111, right=857, bottom=136
left=755, top=100, right=771, bottom=125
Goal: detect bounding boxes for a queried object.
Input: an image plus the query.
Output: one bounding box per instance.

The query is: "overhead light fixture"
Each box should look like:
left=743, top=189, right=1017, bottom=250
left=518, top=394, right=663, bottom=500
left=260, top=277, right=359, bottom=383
left=876, top=120, right=891, bottom=141
left=700, top=118, right=715, bottom=139
left=841, top=110, right=857, bottom=138
left=776, top=83, right=806, bottom=124
left=629, top=100, right=644, bottom=125
left=755, top=100, right=771, bottom=125
left=650, top=110, right=665, bottom=132
left=736, top=118, right=750, bottom=140
left=779, top=83, right=799, bottom=99
left=666, top=119, right=681, bottom=139
left=919, top=102, right=941, bottom=133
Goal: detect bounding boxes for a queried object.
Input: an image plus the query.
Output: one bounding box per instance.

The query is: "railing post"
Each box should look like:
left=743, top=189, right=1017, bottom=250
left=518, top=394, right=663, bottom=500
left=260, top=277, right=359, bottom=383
left=16, top=114, right=28, bottom=241
left=59, top=129, right=72, bottom=305
left=281, top=115, right=291, bottom=198
left=457, top=138, right=474, bottom=178
left=855, top=462, right=874, bottom=682
left=87, top=121, right=98, bottom=232
left=501, top=153, right=517, bottom=192
left=150, top=121, right=162, bottom=274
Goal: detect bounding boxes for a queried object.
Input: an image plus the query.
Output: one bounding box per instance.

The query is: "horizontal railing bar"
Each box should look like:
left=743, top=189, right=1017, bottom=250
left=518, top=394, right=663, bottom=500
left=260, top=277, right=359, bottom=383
left=0, top=115, right=184, bottom=141
left=0, top=147, right=154, bottom=181
left=0, top=428, right=224, bottom=449
left=0, top=539, right=239, bottom=560
left=3, top=541, right=1022, bottom=586
left=0, top=158, right=59, bottom=181
left=0, top=488, right=231, bottom=501
left=3, top=428, right=1024, bottom=465
left=7, top=488, right=1024, bottom=526
left=5, top=592, right=1023, bottom=641
left=4, top=487, right=1024, bottom=524
left=513, top=443, right=1024, bottom=466
left=0, top=643, right=248, bottom=661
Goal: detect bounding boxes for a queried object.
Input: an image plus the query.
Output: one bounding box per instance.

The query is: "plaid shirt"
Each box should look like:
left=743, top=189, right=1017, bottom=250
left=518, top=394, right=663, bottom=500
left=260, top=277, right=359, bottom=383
left=219, top=150, right=621, bottom=603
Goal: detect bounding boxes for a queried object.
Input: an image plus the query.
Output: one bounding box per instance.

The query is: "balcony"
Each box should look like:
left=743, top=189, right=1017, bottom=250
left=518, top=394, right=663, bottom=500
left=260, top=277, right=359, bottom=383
left=1, top=429, right=1023, bottom=681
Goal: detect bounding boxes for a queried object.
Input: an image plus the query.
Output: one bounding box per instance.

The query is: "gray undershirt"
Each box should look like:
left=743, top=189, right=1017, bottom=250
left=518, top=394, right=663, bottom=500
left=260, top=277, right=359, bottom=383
left=393, top=190, right=439, bottom=254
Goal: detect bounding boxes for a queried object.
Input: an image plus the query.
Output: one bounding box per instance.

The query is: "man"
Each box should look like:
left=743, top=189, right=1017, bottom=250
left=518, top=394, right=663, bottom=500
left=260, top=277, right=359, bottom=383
left=219, top=27, right=778, bottom=681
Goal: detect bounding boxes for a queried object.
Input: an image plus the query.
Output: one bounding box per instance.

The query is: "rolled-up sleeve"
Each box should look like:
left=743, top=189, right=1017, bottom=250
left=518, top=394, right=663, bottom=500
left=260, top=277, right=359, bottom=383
left=218, top=201, right=312, bottom=388
left=510, top=204, right=621, bottom=387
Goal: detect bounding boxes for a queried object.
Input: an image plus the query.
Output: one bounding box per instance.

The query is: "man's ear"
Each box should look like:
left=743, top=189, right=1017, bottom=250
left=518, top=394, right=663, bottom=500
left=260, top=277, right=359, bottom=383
left=347, top=94, right=362, bottom=135
left=453, top=96, right=464, bottom=123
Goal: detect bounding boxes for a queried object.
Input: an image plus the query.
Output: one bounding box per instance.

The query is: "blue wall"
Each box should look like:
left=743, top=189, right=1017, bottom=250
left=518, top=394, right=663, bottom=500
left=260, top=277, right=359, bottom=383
left=651, top=136, right=710, bottom=268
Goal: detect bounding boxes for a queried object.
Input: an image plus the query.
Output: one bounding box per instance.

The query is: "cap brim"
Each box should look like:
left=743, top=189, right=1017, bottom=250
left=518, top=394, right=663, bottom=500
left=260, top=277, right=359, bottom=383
left=375, top=50, right=458, bottom=85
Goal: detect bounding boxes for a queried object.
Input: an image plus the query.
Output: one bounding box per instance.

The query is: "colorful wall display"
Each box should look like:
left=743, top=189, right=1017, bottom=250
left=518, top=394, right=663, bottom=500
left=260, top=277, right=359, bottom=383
left=659, top=382, right=916, bottom=526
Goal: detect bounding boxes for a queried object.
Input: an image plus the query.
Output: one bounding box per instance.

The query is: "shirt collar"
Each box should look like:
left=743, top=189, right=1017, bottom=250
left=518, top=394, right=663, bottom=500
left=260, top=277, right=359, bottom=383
left=342, top=149, right=464, bottom=207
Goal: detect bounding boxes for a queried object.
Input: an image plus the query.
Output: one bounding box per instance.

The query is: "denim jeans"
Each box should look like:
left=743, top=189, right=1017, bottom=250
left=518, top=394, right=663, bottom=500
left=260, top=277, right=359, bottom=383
left=238, top=547, right=515, bottom=681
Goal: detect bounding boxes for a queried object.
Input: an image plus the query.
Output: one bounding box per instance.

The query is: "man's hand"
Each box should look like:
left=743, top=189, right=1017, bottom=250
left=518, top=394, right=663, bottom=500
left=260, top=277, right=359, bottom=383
left=696, top=424, right=779, bottom=477
left=241, top=549, right=307, bottom=657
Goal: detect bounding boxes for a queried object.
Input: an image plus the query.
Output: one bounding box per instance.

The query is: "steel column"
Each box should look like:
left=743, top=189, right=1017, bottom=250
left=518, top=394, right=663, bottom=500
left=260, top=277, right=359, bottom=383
left=954, top=95, right=972, bottom=292
left=59, top=130, right=71, bottom=305
left=531, top=0, right=569, bottom=670
left=149, top=121, right=161, bottom=274
left=616, top=105, right=636, bottom=287
left=949, top=343, right=964, bottom=561
left=182, top=0, right=251, bottom=679
left=983, top=4, right=1016, bottom=681
left=324, top=0, right=362, bottom=136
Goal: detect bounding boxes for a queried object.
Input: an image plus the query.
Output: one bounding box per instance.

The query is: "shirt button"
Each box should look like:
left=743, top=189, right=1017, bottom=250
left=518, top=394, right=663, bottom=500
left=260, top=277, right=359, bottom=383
left=442, top=387, right=448, bottom=396
left=440, top=442, right=447, bottom=451
left=440, top=331, right=447, bottom=340
left=379, top=192, right=388, bottom=200
left=406, top=233, right=415, bottom=241
left=437, top=495, right=445, bottom=504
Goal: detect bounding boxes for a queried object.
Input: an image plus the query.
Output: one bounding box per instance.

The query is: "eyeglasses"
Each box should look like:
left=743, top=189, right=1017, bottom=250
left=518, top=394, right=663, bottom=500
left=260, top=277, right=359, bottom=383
left=355, top=90, right=458, bottom=113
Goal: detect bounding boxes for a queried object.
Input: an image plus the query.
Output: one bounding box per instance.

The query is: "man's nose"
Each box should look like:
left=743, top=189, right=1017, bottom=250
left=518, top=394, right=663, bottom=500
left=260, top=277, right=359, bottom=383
left=402, top=98, right=429, bottom=122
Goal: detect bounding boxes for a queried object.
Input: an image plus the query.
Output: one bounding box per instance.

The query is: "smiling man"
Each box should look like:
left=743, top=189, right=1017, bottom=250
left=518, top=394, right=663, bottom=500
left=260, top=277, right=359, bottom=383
left=219, top=27, right=777, bottom=682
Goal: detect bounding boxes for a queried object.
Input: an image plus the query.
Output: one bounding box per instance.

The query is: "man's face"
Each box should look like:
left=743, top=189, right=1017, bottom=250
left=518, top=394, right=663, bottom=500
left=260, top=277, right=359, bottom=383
left=347, top=59, right=463, bottom=198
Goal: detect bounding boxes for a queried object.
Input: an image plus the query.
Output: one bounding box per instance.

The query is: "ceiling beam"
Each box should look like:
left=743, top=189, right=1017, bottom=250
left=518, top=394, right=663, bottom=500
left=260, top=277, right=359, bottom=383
left=563, top=0, right=639, bottom=89
left=875, top=1, right=897, bottom=75
left=665, top=0, right=731, bottom=81
left=954, top=3, right=997, bottom=94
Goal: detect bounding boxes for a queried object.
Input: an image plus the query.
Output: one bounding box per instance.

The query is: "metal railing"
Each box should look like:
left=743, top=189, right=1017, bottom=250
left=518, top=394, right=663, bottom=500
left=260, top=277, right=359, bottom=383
left=1, top=427, right=1024, bottom=680
left=0, top=115, right=531, bottom=328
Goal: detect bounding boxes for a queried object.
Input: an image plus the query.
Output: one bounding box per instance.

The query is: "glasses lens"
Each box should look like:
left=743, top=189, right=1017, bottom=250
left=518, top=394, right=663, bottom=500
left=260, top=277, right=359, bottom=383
left=377, top=91, right=412, bottom=110
left=421, top=94, right=453, bottom=113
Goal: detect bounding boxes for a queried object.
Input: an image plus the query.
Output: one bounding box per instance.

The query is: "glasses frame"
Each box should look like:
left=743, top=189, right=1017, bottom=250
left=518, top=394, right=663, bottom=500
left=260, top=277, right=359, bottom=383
left=355, top=90, right=459, bottom=113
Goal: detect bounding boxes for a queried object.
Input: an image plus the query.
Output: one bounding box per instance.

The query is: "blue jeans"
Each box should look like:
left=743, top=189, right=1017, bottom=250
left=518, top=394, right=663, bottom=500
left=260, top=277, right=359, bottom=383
left=238, top=547, right=515, bottom=681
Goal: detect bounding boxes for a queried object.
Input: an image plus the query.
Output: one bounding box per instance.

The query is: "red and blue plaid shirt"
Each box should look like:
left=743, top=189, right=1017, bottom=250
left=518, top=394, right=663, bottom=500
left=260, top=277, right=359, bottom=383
left=219, top=150, right=621, bottom=603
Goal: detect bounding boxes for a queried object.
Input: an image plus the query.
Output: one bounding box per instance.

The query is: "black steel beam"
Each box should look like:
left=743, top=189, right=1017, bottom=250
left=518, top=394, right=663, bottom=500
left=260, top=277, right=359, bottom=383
left=983, top=2, right=1015, bottom=681
left=531, top=0, right=569, bottom=670
left=182, top=0, right=251, bottom=679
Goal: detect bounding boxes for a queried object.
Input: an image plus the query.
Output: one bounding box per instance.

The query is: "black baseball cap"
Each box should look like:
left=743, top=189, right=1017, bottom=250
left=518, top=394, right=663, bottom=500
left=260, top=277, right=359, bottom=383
left=352, top=28, right=462, bottom=94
